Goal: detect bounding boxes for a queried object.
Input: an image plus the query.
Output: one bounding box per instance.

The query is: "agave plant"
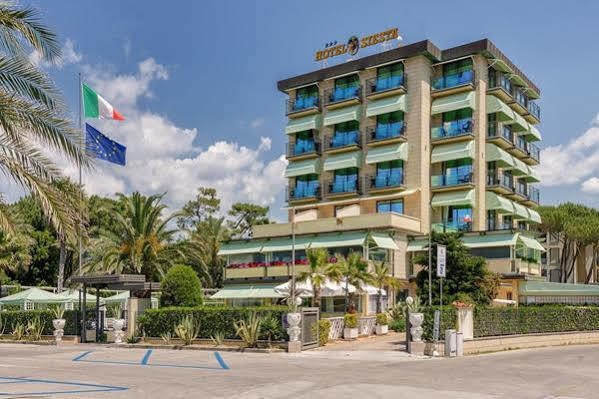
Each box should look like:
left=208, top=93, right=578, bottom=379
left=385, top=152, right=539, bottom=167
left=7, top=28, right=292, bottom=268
left=49, top=304, right=64, bottom=320
left=26, top=317, right=44, bottom=341
left=12, top=322, right=25, bottom=340
left=210, top=331, right=225, bottom=347
left=160, top=331, right=172, bottom=345
left=234, top=312, right=262, bottom=348
left=174, top=315, right=200, bottom=346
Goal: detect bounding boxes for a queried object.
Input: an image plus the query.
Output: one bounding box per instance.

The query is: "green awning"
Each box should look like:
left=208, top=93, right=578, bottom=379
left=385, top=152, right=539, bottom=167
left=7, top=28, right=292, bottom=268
left=431, top=91, right=476, bottom=115
left=486, top=192, right=515, bottom=214
left=486, top=95, right=514, bottom=121
left=509, top=156, right=528, bottom=176
left=523, top=87, right=540, bottom=100
left=524, top=166, right=540, bottom=183
left=431, top=189, right=475, bottom=207
left=519, top=281, right=599, bottom=297
left=104, top=291, right=129, bottom=305
left=55, top=289, right=101, bottom=304
left=366, top=94, right=406, bottom=118
left=370, top=232, right=399, bottom=250
left=309, top=232, right=367, bottom=249
left=489, top=58, right=513, bottom=74
left=512, top=202, right=529, bottom=219
left=260, top=236, right=312, bottom=252
left=407, top=239, right=429, bottom=252
left=218, top=240, right=264, bottom=256
left=323, top=151, right=361, bottom=171
left=505, top=111, right=527, bottom=132
left=518, top=235, right=545, bottom=252
left=486, top=143, right=514, bottom=168
left=284, top=158, right=320, bottom=178
left=462, top=233, right=518, bottom=248
left=323, top=105, right=361, bottom=126
left=365, top=143, right=408, bottom=164
left=0, top=287, right=62, bottom=305
left=285, top=114, right=321, bottom=135
left=431, top=140, right=474, bottom=164
left=523, top=123, right=542, bottom=142
left=211, top=284, right=283, bottom=299
left=527, top=208, right=542, bottom=224
left=507, top=73, right=527, bottom=88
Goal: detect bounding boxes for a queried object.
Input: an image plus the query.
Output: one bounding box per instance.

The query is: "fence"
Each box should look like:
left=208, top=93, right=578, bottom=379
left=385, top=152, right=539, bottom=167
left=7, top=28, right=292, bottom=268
left=326, top=317, right=344, bottom=340
left=358, top=316, right=376, bottom=336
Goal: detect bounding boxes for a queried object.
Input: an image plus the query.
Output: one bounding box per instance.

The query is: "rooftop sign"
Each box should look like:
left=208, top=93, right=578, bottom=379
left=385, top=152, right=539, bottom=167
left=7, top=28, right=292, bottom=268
left=315, top=28, right=400, bottom=62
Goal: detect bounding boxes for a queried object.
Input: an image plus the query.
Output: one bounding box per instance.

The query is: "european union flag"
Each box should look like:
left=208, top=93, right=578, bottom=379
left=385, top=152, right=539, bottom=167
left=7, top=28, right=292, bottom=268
left=85, top=123, right=126, bottom=166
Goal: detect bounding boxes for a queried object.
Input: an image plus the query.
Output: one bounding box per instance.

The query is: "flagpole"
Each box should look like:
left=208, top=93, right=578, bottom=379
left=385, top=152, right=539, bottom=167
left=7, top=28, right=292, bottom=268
left=78, top=72, right=83, bottom=276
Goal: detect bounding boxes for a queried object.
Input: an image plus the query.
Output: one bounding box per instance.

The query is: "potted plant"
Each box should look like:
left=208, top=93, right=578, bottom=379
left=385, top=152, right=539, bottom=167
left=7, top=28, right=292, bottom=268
left=109, top=304, right=125, bottom=344
left=50, top=305, right=65, bottom=343
left=406, top=296, right=424, bottom=342
left=375, top=313, right=388, bottom=335
left=286, top=296, right=302, bottom=343
left=343, top=313, right=358, bottom=339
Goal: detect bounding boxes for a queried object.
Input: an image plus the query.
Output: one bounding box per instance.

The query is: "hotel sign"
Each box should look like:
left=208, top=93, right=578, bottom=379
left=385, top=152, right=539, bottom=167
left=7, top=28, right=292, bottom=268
left=315, top=28, right=400, bottom=61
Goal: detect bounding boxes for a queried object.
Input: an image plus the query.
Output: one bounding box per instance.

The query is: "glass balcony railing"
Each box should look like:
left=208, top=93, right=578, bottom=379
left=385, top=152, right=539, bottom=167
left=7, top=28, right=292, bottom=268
left=365, top=74, right=406, bottom=96
left=286, top=96, right=320, bottom=115
left=511, top=87, right=527, bottom=109
left=324, top=131, right=361, bottom=151
left=286, top=136, right=320, bottom=158
left=488, top=72, right=512, bottom=95
left=432, top=69, right=475, bottom=91
left=287, top=184, right=320, bottom=201
left=527, top=101, right=541, bottom=121
left=431, top=171, right=473, bottom=188
left=324, top=86, right=362, bottom=105
left=431, top=118, right=473, bottom=140
left=514, top=182, right=527, bottom=197
left=526, top=142, right=540, bottom=163
left=514, top=136, right=527, bottom=153
left=527, top=186, right=540, bottom=204
left=324, top=179, right=360, bottom=196
left=433, top=221, right=472, bottom=233
left=487, top=122, right=514, bottom=142
left=366, top=122, right=405, bottom=143
left=366, top=173, right=404, bottom=190
left=487, top=172, right=513, bottom=191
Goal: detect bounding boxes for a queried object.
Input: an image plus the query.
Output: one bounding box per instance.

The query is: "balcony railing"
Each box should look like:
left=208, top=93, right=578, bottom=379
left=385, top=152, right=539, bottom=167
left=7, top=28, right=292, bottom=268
left=432, top=221, right=472, bottom=233
left=324, top=179, right=361, bottom=196
left=510, top=87, right=527, bottom=109
left=526, top=142, right=540, bottom=163
left=323, top=85, right=362, bottom=106
left=431, top=118, right=474, bottom=140
left=487, top=171, right=513, bottom=191
left=431, top=69, right=475, bottom=91
left=366, top=122, right=405, bottom=143
left=488, top=71, right=512, bottom=95
left=527, top=100, right=541, bottom=121
left=365, top=74, right=406, bottom=96
left=488, top=121, right=514, bottom=142
left=431, top=172, right=473, bottom=188
left=286, top=96, right=320, bottom=115
left=287, top=185, right=321, bottom=201
left=323, top=131, right=362, bottom=151
left=526, top=186, right=540, bottom=204
left=366, top=173, right=404, bottom=191
left=286, top=136, right=321, bottom=158
left=514, top=135, right=527, bottom=153
left=514, top=182, right=527, bottom=198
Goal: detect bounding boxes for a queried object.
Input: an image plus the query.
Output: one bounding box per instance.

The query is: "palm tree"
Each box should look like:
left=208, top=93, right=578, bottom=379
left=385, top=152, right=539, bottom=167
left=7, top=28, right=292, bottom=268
left=190, top=216, right=228, bottom=288
left=372, top=261, right=403, bottom=313
left=336, top=252, right=373, bottom=313
left=0, top=3, right=89, bottom=238
left=85, top=192, right=186, bottom=281
left=297, top=248, right=339, bottom=309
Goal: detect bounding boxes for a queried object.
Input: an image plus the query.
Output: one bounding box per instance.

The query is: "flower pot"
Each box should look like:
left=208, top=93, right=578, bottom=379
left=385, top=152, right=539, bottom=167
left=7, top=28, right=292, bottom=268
left=112, top=319, right=125, bottom=344
left=375, top=324, right=388, bottom=335
left=408, top=312, right=424, bottom=342
left=52, top=319, right=65, bottom=331
left=343, top=327, right=358, bottom=339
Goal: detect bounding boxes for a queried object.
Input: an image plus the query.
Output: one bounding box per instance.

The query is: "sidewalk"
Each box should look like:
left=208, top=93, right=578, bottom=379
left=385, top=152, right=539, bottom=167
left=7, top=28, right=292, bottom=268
left=315, top=331, right=407, bottom=351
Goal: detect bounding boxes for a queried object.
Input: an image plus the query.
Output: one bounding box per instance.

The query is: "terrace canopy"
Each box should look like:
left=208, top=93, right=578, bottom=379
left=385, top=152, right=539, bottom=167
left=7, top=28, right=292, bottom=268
left=0, top=287, right=62, bottom=310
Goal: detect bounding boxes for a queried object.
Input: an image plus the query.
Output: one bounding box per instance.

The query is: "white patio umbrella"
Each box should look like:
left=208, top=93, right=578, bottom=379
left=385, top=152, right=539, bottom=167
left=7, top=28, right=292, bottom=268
left=274, top=280, right=313, bottom=297
left=275, top=278, right=358, bottom=298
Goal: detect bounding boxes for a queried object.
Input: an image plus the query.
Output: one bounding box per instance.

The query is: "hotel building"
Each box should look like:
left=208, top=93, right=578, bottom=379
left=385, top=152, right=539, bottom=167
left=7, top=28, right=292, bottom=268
left=215, top=38, right=545, bottom=310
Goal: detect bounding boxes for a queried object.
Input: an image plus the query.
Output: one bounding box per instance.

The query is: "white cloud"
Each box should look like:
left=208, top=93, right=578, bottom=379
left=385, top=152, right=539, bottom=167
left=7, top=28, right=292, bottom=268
left=250, top=118, right=265, bottom=128
left=29, top=38, right=82, bottom=69
left=582, top=177, right=599, bottom=194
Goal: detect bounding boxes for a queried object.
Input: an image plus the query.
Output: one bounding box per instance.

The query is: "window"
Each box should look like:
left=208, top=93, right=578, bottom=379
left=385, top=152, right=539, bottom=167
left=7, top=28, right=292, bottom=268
left=377, top=199, right=403, bottom=214
left=332, top=75, right=360, bottom=102
left=470, top=246, right=510, bottom=259
left=375, top=111, right=404, bottom=139
left=506, top=292, right=513, bottom=301
left=331, top=168, right=358, bottom=193
left=487, top=113, right=497, bottom=137
left=332, top=120, right=359, bottom=147
left=503, top=215, right=513, bottom=230
left=487, top=210, right=497, bottom=231
left=442, top=159, right=472, bottom=185
left=375, top=62, right=403, bottom=91
left=294, top=130, right=315, bottom=155
left=25, top=301, right=34, bottom=310
left=295, top=85, right=318, bottom=110
left=447, top=206, right=472, bottom=231
left=228, top=253, right=265, bottom=267
left=518, top=221, right=528, bottom=230
left=294, top=174, right=319, bottom=198
left=502, top=123, right=513, bottom=142
left=375, top=160, right=403, bottom=187
left=272, top=250, right=307, bottom=264
left=434, top=58, right=473, bottom=89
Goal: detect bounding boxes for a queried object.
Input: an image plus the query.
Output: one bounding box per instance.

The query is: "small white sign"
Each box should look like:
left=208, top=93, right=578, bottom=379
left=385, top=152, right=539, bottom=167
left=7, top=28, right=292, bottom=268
left=437, top=244, right=446, bottom=278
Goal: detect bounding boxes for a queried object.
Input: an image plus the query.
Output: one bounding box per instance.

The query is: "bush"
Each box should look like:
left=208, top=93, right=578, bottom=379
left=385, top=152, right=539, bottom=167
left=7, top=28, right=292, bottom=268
left=137, top=306, right=287, bottom=340
left=0, top=310, right=81, bottom=336
left=160, top=265, right=203, bottom=308
left=344, top=313, right=357, bottom=329
left=376, top=313, right=388, bottom=325
left=474, top=305, right=599, bottom=337
left=422, top=306, right=457, bottom=342
left=314, top=319, right=331, bottom=346
left=389, top=318, right=406, bottom=332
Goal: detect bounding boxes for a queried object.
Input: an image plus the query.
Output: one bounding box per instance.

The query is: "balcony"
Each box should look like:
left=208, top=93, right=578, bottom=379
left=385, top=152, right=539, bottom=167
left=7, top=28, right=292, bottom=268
left=487, top=172, right=514, bottom=195
left=432, top=221, right=472, bottom=233
left=365, top=173, right=405, bottom=194
left=508, top=135, right=528, bottom=159
left=365, top=122, right=406, bottom=146
left=286, top=96, right=320, bottom=118
left=524, top=141, right=540, bottom=165
left=323, top=86, right=362, bottom=110
left=508, top=86, right=528, bottom=115
left=431, top=69, right=475, bottom=98
left=431, top=172, right=474, bottom=192
left=511, top=182, right=528, bottom=202
left=487, top=122, right=514, bottom=150
left=225, top=262, right=311, bottom=280
left=286, top=135, right=321, bottom=161
left=525, top=100, right=541, bottom=124
left=524, top=186, right=540, bottom=207
left=431, top=118, right=474, bottom=143
left=487, top=72, right=513, bottom=103
left=323, top=179, right=361, bottom=198
left=365, top=74, right=406, bottom=100
left=287, top=185, right=321, bottom=204
left=323, top=131, right=362, bottom=153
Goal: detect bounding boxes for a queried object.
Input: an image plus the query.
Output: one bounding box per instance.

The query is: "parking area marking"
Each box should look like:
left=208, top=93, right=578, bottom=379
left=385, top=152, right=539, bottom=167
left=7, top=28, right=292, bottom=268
left=0, top=376, right=128, bottom=396
left=73, top=350, right=230, bottom=370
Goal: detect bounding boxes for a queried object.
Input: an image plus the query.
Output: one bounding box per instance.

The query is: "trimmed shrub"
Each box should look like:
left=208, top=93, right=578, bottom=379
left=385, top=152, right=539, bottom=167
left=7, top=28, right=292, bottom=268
left=160, top=265, right=203, bottom=308
left=344, top=313, right=357, bottom=329
left=474, top=305, right=599, bottom=337
left=422, top=306, right=458, bottom=342
left=315, top=319, right=331, bottom=346
left=0, top=310, right=81, bottom=336
left=389, top=317, right=406, bottom=332
left=376, top=313, right=388, bottom=325
left=137, top=306, right=287, bottom=340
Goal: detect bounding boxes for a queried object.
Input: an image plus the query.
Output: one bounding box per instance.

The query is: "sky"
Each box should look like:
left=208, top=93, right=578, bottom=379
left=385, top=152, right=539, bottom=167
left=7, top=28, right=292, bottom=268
left=11, top=0, right=599, bottom=221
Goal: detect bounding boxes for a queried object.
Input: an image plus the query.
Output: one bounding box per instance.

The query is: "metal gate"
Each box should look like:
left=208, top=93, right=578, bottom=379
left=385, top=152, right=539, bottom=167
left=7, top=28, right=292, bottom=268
left=301, top=307, right=319, bottom=349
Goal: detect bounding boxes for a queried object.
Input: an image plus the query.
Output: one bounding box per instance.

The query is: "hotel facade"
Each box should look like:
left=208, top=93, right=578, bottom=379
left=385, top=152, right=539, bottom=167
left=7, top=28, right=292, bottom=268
left=215, top=38, right=545, bottom=311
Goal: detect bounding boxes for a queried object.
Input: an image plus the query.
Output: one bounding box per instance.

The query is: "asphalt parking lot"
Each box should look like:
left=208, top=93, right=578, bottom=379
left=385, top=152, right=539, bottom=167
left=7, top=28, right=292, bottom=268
left=1, top=343, right=599, bottom=398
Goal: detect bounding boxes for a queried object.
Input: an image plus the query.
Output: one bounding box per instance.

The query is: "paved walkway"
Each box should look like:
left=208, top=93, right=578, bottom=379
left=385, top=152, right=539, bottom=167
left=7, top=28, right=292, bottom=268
left=314, top=331, right=406, bottom=351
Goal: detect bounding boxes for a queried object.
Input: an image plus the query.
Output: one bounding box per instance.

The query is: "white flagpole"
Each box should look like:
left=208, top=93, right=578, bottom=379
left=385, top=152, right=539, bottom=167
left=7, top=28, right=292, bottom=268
left=78, top=72, right=83, bottom=276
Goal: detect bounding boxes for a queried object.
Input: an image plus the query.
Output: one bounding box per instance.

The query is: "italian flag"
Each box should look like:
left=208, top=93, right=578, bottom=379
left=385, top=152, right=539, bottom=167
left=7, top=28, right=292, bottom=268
left=82, top=83, right=125, bottom=120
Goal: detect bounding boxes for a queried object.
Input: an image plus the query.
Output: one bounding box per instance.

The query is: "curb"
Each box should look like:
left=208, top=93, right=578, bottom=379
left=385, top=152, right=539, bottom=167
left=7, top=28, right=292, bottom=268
left=106, top=343, right=285, bottom=353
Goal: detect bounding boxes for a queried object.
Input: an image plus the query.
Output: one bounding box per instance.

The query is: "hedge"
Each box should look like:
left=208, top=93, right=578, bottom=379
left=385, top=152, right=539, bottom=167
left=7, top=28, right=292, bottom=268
left=474, top=305, right=599, bottom=337
left=422, top=306, right=457, bottom=341
left=137, top=306, right=288, bottom=340
left=0, top=310, right=82, bottom=336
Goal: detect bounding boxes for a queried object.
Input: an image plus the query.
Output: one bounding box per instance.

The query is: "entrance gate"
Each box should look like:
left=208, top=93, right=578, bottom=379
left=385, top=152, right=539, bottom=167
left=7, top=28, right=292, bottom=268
left=301, top=307, right=319, bottom=349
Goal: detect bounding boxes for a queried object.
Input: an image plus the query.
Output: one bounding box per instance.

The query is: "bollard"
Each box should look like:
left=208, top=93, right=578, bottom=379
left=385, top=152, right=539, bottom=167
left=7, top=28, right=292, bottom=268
left=456, top=332, right=464, bottom=357
left=444, top=329, right=457, bottom=357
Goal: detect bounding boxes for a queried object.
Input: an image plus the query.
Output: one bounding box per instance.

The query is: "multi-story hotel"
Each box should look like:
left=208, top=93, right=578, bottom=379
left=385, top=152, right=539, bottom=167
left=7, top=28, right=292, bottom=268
left=215, top=38, right=545, bottom=310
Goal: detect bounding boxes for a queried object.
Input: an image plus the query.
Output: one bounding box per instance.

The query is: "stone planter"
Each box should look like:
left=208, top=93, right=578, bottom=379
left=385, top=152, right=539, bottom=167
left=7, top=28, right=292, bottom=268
left=286, top=312, right=301, bottom=342
left=113, top=319, right=125, bottom=344
left=375, top=324, right=388, bottom=335
left=343, top=327, right=358, bottom=339
left=52, top=319, right=65, bottom=343
left=408, top=312, right=424, bottom=342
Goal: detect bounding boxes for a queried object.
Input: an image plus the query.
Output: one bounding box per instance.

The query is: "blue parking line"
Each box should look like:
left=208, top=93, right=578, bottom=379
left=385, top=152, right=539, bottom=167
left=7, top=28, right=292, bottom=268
left=72, top=351, right=92, bottom=361
left=0, top=376, right=127, bottom=396
left=214, top=352, right=230, bottom=370
left=141, top=349, right=152, bottom=365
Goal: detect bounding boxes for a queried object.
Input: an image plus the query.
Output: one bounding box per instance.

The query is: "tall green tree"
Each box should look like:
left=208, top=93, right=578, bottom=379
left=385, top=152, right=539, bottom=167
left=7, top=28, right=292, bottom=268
left=227, top=202, right=270, bottom=238
left=189, top=216, right=228, bottom=288
left=177, top=187, right=220, bottom=230
left=297, top=248, right=339, bottom=309
left=336, top=252, right=373, bottom=312
left=371, top=261, right=403, bottom=313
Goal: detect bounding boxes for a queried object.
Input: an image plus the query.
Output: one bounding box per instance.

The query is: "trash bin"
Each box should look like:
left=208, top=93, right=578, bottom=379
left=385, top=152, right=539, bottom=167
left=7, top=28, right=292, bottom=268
left=456, top=332, right=464, bottom=357
left=445, top=329, right=457, bottom=357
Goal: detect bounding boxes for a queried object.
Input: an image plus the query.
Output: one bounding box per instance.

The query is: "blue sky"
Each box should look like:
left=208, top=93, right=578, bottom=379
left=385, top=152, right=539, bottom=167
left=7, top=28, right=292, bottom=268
left=25, top=0, right=599, bottom=220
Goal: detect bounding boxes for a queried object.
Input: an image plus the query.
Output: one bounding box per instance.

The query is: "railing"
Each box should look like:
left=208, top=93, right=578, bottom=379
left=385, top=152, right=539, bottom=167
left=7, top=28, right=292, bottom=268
left=514, top=182, right=527, bottom=197
left=325, top=317, right=344, bottom=340
left=526, top=142, right=540, bottom=163
left=366, top=122, right=405, bottom=143
left=488, top=71, right=512, bottom=95
left=431, top=172, right=473, bottom=188
left=432, top=222, right=472, bottom=233
left=365, top=173, right=404, bottom=191
left=527, top=186, right=540, bottom=204
left=365, top=74, right=406, bottom=96
left=511, top=86, right=527, bottom=109
left=286, top=135, right=321, bottom=158
left=514, top=135, right=527, bottom=153
left=286, top=96, right=320, bottom=115
left=358, top=316, right=376, bottom=336
left=487, top=171, right=513, bottom=191
left=324, top=179, right=361, bottom=196
left=323, top=85, right=362, bottom=105
left=527, top=100, right=541, bottom=121
left=287, top=185, right=321, bottom=201
left=431, top=118, right=474, bottom=140
left=431, top=69, right=475, bottom=91
left=323, top=131, right=362, bottom=151
left=487, top=121, right=514, bottom=142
